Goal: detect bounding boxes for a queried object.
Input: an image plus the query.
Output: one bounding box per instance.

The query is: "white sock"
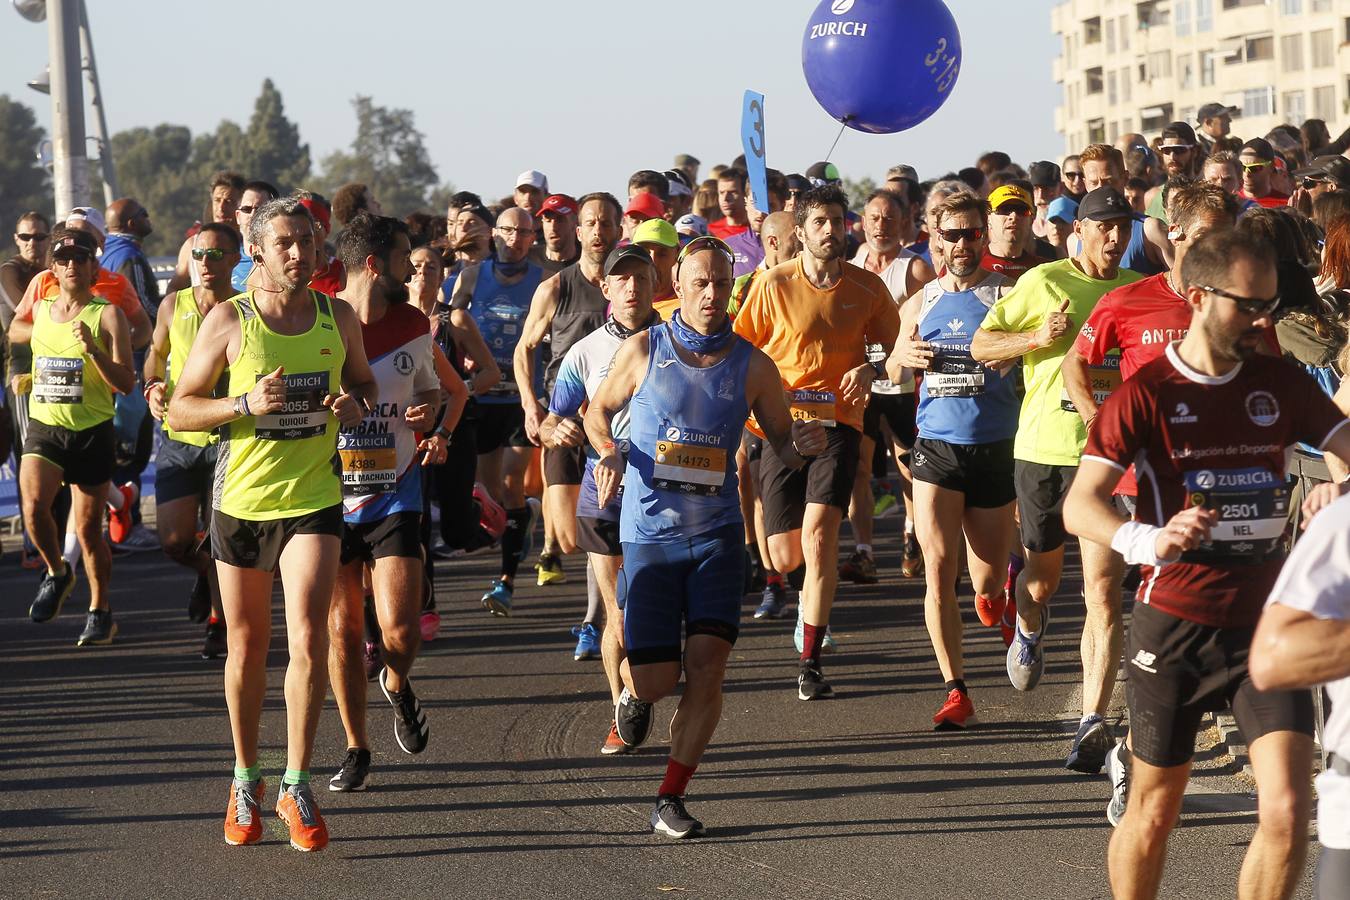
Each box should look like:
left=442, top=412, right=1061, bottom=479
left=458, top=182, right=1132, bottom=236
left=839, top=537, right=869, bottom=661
left=856, top=543, right=872, bottom=557
left=904, top=518, right=915, bottom=535
left=62, top=530, right=80, bottom=566
left=106, top=483, right=126, bottom=512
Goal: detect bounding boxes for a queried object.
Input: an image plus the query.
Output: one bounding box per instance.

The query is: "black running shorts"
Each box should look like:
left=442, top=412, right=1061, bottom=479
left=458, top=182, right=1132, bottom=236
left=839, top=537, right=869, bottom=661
left=155, top=436, right=218, bottom=505
left=759, top=424, right=861, bottom=536
left=544, top=443, right=585, bottom=487
left=23, top=419, right=115, bottom=487
left=212, top=504, right=343, bottom=571
left=910, top=436, right=1016, bottom=508
left=862, top=391, right=917, bottom=450
left=1014, top=460, right=1077, bottom=553
left=340, top=510, right=423, bottom=565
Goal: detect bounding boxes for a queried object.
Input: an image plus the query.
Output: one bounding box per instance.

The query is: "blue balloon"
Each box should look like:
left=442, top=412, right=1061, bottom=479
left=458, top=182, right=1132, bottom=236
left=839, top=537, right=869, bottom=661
left=802, top=0, right=962, bottom=135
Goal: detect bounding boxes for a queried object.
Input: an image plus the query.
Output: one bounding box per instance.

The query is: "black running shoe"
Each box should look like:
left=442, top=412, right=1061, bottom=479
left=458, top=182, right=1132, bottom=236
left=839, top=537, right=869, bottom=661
left=651, top=794, right=706, bottom=839
left=187, top=573, right=211, bottom=623
left=77, top=609, right=117, bottom=646
left=202, top=620, right=228, bottom=659
left=797, top=664, right=834, bottom=701
left=614, top=686, right=654, bottom=749
left=1065, top=715, right=1112, bottom=774
left=381, top=670, right=428, bottom=754
left=328, top=747, right=371, bottom=792
left=30, top=564, right=76, bottom=623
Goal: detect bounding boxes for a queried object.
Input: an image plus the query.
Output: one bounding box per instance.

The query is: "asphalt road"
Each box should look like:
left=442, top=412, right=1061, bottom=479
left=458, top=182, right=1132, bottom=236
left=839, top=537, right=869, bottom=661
left=0, top=519, right=1318, bottom=899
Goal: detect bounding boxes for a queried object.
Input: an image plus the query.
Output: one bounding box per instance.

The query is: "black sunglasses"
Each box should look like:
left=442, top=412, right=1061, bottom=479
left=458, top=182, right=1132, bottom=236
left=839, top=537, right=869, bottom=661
left=1159, top=145, right=1193, bottom=155
left=17, top=232, right=49, bottom=242
left=1198, top=284, right=1280, bottom=316
left=937, top=227, right=986, bottom=244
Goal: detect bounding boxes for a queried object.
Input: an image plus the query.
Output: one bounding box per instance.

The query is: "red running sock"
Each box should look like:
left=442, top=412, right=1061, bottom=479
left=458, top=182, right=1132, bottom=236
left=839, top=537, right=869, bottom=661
left=800, top=623, right=825, bottom=665
left=765, top=572, right=784, bottom=587
left=659, top=758, right=697, bottom=797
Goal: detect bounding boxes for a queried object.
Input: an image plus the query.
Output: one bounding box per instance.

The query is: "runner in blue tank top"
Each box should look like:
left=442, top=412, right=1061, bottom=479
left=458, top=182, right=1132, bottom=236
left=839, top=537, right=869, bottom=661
left=584, top=236, right=827, bottom=840
left=886, top=193, right=1021, bottom=732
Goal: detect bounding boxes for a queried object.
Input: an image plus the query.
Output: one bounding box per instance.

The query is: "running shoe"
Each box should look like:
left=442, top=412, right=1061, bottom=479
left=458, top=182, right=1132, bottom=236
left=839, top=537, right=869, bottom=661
left=900, top=532, right=924, bottom=578
left=76, top=609, right=117, bottom=646
left=600, top=721, right=629, bottom=756
left=381, top=670, right=429, bottom=755
left=873, top=492, right=899, bottom=519
left=202, top=619, right=228, bottom=659
left=113, top=523, right=159, bottom=553
left=223, top=777, right=265, bottom=846
left=481, top=579, right=513, bottom=617
left=797, top=664, right=834, bottom=701
left=363, top=640, right=384, bottom=682
left=754, top=582, right=787, bottom=619
left=974, top=591, right=1007, bottom=628
left=30, top=564, right=76, bottom=623
left=474, top=482, right=507, bottom=542
left=933, top=688, right=975, bottom=731
left=651, top=794, right=706, bottom=839
left=572, top=622, right=600, bottom=660
left=108, top=482, right=137, bottom=545
left=187, top=572, right=211, bottom=623
left=1006, top=605, right=1050, bottom=692
left=276, top=782, right=328, bottom=852
left=793, top=604, right=838, bottom=653
left=420, top=609, right=441, bottom=643
left=1065, top=715, right=1112, bottom=775
left=328, top=748, right=371, bottom=792
left=838, top=549, right=878, bottom=585
left=535, top=552, right=567, bottom=586
left=520, top=496, right=542, bottom=562
left=614, top=686, right=653, bottom=749
left=1105, top=741, right=1130, bottom=827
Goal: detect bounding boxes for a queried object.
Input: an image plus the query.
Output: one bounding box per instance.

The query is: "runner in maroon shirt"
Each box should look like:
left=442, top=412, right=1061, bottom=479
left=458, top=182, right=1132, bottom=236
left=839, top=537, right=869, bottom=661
left=981, top=184, right=1049, bottom=282
left=1064, top=229, right=1350, bottom=900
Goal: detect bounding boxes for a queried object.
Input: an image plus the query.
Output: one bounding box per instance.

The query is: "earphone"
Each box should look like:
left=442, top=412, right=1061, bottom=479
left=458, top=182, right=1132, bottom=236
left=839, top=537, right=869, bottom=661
left=252, top=254, right=263, bottom=263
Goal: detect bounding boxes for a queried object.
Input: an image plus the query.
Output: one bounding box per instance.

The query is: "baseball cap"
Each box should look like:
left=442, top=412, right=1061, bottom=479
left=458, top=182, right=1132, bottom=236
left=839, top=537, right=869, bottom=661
left=1028, top=161, right=1061, bottom=187
left=886, top=164, right=919, bottom=182
left=665, top=170, right=693, bottom=198
left=604, top=243, right=653, bottom=276
left=1046, top=196, right=1079, bottom=225
left=1240, top=138, right=1276, bottom=162
left=536, top=194, right=577, bottom=217
left=51, top=229, right=99, bottom=259
left=631, top=217, right=679, bottom=249
left=515, top=170, right=549, bottom=193
left=1160, top=122, right=1198, bottom=147
left=66, top=206, right=106, bottom=239
left=988, top=184, right=1034, bottom=212
left=674, top=214, right=708, bottom=237
left=1197, top=102, right=1239, bottom=123
left=1296, top=155, right=1350, bottom=186
left=298, top=197, right=331, bottom=233
left=786, top=174, right=811, bottom=194
left=1077, top=187, right=1134, bottom=222
left=624, top=192, right=666, bottom=221
left=806, top=161, right=841, bottom=185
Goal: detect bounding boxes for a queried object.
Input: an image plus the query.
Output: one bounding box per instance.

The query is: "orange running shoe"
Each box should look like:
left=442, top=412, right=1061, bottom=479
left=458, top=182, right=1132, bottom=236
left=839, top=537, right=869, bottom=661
left=600, top=721, right=629, bottom=756
left=107, top=483, right=137, bottom=545
left=224, top=777, right=265, bottom=846
left=933, top=689, right=975, bottom=731
left=276, top=782, right=329, bottom=852
left=974, top=591, right=1007, bottom=628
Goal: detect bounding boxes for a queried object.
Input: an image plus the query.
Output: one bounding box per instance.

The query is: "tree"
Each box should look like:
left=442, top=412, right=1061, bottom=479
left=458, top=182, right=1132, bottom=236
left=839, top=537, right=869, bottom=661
left=239, top=79, right=310, bottom=191
left=0, top=95, right=52, bottom=233
left=321, top=96, right=440, bottom=217
left=841, top=176, right=878, bottom=212
left=106, top=124, right=202, bottom=254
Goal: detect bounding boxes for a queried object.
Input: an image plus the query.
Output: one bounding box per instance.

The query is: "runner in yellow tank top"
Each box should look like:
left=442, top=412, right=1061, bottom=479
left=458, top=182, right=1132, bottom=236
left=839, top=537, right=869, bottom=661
left=9, top=229, right=135, bottom=647
left=168, top=198, right=376, bottom=853
left=144, top=223, right=241, bottom=658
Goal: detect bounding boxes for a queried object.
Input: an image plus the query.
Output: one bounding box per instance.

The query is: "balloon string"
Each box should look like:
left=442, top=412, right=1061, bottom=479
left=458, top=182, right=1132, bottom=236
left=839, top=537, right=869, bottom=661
left=823, top=118, right=849, bottom=164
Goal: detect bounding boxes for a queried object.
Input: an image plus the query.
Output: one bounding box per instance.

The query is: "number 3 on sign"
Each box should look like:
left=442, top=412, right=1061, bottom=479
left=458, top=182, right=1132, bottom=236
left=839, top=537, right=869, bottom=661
left=740, top=90, right=770, bottom=215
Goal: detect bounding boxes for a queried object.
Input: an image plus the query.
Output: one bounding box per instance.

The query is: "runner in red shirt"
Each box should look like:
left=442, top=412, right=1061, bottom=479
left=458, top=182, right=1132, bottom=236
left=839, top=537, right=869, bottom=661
left=981, top=184, right=1049, bottom=282
left=1236, top=138, right=1291, bottom=210
left=1064, top=229, right=1350, bottom=899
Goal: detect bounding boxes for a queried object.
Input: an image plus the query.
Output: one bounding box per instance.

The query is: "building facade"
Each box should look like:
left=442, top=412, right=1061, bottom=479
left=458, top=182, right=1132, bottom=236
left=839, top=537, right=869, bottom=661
left=1053, top=0, right=1350, bottom=153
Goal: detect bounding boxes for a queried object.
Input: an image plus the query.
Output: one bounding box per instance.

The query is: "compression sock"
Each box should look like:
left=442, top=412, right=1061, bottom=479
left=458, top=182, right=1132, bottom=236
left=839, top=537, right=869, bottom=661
left=584, top=558, right=601, bottom=624
left=765, top=571, right=784, bottom=587
left=282, top=769, right=310, bottom=786
left=659, top=758, right=698, bottom=798
left=62, top=530, right=80, bottom=567
left=945, top=679, right=968, bottom=695
left=800, top=623, right=826, bottom=666
left=786, top=566, right=805, bottom=591
left=501, top=506, right=531, bottom=577
left=234, top=764, right=261, bottom=782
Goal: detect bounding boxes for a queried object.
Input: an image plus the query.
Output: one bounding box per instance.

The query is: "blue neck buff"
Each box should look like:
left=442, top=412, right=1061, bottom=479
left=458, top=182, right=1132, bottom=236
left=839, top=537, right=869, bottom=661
left=670, top=309, right=733, bottom=354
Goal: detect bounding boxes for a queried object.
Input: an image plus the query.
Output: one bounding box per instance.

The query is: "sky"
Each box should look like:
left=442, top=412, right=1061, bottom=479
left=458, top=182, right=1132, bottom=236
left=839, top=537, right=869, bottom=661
left=0, top=0, right=1063, bottom=204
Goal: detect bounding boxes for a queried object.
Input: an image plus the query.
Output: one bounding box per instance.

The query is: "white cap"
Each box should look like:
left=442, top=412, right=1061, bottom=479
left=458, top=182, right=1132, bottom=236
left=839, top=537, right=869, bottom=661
left=515, top=170, right=549, bottom=192
left=674, top=214, right=708, bottom=237
left=67, top=206, right=106, bottom=239
left=668, top=177, right=693, bottom=199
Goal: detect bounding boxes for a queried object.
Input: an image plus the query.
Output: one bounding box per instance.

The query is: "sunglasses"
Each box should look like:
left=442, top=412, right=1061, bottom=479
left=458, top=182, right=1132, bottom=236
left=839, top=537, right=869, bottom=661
left=993, top=204, right=1031, bottom=217
left=1063, top=171, right=1085, bottom=179
left=1242, top=161, right=1273, bottom=172
left=17, top=232, right=49, bottom=242
left=192, top=247, right=228, bottom=261
left=1159, top=145, right=1193, bottom=155
left=237, top=205, right=257, bottom=215
left=1198, top=284, right=1280, bottom=317
left=1303, top=177, right=1331, bottom=190
left=675, top=235, right=735, bottom=276
left=937, top=227, right=986, bottom=244
left=53, top=252, right=93, bottom=265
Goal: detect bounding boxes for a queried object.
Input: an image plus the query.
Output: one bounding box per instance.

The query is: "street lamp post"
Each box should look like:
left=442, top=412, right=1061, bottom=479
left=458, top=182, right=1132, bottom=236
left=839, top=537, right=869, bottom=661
left=15, top=0, right=91, bottom=216
left=77, top=0, right=117, bottom=204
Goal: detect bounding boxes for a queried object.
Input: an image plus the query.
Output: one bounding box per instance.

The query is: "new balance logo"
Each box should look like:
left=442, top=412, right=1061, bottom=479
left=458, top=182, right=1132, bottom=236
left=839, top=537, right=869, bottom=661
left=1130, top=649, right=1158, bottom=674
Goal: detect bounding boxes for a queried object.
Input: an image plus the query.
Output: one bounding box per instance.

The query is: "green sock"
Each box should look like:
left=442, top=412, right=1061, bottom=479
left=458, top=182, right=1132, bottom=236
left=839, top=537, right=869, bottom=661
left=234, top=764, right=261, bottom=782
left=282, top=768, right=310, bottom=786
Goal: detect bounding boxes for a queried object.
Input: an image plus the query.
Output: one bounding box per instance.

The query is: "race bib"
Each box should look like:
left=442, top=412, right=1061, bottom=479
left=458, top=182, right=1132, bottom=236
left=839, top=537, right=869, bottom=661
left=253, top=371, right=329, bottom=441
left=790, top=389, right=837, bottom=427
left=338, top=428, right=397, bottom=496
left=1180, top=466, right=1291, bottom=561
left=1061, top=354, right=1121, bottom=412
left=33, top=356, right=84, bottom=404
left=652, top=424, right=727, bottom=496
left=927, top=351, right=985, bottom=398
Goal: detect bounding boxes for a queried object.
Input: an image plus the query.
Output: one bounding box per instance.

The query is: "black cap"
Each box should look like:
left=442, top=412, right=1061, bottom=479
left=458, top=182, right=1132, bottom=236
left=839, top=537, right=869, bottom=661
left=50, top=230, right=98, bottom=258
left=805, top=161, right=841, bottom=184
left=1160, top=122, right=1198, bottom=146
left=1028, top=160, right=1060, bottom=187
left=604, top=243, right=653, bottom=276
left=1077, top=187, right=1134, bottom=222
left=1240, top=138, right=1276, bottom=162
left=1296, top=155, right=1350, bottom=187
left=786, top=173, right=811, bottom=193
left=1197, top=102, right=1238, bottom=123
